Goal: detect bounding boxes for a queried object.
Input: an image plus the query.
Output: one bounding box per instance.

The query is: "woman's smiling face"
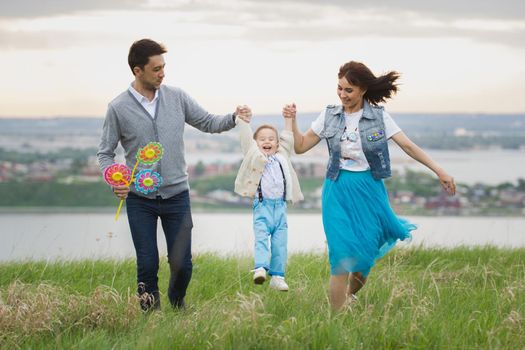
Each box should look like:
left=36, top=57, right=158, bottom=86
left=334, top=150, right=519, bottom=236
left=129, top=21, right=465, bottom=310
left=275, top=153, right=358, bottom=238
left=337, top=77, right=365, bottom=113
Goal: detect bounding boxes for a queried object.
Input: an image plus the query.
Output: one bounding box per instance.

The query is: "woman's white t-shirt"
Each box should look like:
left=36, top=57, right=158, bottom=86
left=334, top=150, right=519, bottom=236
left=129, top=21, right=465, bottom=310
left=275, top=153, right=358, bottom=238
left=311, top=108, right=402, bottom=172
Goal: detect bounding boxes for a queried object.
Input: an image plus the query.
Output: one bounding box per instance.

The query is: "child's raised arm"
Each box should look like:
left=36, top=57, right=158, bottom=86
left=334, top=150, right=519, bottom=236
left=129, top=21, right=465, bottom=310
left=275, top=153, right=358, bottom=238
left=279, top=103, right=297, bottom=157
left=282, top=103, right=296, bottom=132
left=237, top=117, right=255, bottom=156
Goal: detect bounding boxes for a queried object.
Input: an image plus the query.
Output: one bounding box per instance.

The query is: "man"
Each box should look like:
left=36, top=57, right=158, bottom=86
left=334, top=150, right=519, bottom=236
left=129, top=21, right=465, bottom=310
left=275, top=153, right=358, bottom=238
left=97, top=38, right=251, bottom=311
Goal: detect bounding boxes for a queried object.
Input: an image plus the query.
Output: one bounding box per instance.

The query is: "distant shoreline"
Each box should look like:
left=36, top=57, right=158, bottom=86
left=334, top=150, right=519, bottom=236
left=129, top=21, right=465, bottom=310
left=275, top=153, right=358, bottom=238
left=0, top=206, right=523, bottom=217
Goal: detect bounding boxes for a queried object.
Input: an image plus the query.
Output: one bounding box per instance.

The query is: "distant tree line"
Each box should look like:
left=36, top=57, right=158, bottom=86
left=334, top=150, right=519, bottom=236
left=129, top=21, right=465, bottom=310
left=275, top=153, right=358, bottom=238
left=1, top=170, right=524, bottom=211
left=0, top=147, right=99, bottom=164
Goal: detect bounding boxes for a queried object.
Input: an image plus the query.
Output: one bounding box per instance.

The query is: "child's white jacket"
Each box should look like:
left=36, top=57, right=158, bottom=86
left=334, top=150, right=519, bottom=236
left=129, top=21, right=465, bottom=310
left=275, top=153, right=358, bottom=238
left=234, top=119, right=304, bottom=204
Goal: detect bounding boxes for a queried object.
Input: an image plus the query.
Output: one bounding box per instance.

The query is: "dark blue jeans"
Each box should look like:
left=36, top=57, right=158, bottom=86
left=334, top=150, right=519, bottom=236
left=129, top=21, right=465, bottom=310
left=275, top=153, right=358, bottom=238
left=126, top=190, right=193, bottom=308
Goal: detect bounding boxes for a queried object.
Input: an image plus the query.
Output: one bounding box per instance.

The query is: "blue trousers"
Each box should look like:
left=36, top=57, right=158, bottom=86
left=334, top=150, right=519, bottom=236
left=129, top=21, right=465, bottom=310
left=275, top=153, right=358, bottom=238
left=126, top=191, right=193, bottom=307
left=252, top=198, right=288, bottom=277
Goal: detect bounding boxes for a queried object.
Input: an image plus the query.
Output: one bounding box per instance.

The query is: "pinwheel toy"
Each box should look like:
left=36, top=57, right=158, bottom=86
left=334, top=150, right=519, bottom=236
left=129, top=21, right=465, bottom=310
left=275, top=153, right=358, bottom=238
left=103, top=163, right=132, bottom=187
left=127, top=142, right=165, bottom=183
left=136, top=142, right=164, bottom=165
left=103, top=142, right=165, bottom=221
left=103, top=163, right=132, bottom=220
left=134, top=169, right=163, bottom=195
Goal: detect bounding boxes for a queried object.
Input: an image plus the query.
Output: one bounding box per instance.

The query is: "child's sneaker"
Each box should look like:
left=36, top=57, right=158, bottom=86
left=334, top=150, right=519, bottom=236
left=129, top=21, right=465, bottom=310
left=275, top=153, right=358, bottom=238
left=253, top=267, right=266, bottom=284
left=269, top=276, right=289, bottom=292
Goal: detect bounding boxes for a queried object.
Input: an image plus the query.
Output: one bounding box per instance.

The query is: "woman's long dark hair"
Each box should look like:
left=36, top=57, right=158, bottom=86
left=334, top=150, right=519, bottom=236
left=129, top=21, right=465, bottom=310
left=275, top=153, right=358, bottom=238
left=338, top=61, right=400, bottom=105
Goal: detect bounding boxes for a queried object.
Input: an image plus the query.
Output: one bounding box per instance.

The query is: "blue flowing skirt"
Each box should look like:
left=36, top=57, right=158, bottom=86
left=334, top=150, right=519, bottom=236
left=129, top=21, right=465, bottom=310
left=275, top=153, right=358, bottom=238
left=322, top=170, right=416, bottom=276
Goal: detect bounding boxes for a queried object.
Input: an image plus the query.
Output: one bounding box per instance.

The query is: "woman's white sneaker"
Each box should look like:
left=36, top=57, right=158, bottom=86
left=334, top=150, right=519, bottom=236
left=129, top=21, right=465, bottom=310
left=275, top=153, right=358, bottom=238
left=269, top=276, right=289, bottom=291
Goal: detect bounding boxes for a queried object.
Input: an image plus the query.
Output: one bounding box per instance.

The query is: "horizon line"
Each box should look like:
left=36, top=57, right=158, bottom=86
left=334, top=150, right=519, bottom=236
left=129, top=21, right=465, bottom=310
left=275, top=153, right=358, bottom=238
left=1, top=112, right=525, bottom=119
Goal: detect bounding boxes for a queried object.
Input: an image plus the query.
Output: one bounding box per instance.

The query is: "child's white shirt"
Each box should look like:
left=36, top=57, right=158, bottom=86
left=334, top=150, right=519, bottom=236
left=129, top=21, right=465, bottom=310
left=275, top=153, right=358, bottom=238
left=260, top=155, right=285, bottom=199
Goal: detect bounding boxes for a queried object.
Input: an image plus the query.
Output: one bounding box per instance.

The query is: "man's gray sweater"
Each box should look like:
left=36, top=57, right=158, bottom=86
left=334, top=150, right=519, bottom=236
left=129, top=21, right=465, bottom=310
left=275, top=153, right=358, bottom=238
left=97, top=85, right=236, bottom=199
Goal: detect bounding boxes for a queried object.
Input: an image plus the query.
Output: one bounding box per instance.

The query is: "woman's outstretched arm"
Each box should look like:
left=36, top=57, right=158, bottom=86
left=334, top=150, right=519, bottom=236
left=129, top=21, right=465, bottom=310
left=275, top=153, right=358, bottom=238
left=391, top=131, right=456, bottom=195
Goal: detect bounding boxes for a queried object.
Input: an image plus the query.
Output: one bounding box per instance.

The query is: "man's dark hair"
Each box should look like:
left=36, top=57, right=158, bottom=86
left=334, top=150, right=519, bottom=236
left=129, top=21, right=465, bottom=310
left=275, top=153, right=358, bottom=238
left=128, top=39, right=167, bottom=75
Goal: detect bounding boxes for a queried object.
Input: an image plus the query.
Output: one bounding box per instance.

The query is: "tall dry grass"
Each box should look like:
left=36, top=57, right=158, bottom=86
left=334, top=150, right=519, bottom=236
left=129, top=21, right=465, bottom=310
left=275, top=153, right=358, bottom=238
left=0, top=280, right=140, bottom=346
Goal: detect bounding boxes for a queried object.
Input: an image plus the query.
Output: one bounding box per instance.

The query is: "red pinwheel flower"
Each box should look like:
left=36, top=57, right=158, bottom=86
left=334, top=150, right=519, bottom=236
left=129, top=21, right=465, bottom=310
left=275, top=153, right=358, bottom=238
left=103, top=163, right=131, bottom=186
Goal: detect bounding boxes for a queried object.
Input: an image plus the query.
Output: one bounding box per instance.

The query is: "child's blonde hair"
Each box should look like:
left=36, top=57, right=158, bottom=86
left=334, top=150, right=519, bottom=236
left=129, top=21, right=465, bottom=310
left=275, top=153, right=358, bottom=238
left=253, top=124, right=279, bottom=140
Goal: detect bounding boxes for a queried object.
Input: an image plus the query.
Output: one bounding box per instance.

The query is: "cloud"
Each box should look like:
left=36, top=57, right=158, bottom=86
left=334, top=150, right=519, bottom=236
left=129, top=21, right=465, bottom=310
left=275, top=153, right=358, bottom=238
left=0, top=0, right=524, bottom=50
left=246, top=0, right=525, bottom=21
left=0, top=29, right=126, bottom=50
left=208, top=2, right=523, bottom=49
left=144, top=1, right=525, bottom=48
left=240, top=15, right=525, bottom=49
left=0, top=0, right=147, bottom=18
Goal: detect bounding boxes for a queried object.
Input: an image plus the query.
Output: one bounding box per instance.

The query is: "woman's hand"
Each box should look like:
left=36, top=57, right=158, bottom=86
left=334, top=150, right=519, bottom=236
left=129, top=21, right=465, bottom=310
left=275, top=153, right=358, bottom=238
left=438, top=173, right=456, bottom=195
left=282, top=103, right=296, bottom=119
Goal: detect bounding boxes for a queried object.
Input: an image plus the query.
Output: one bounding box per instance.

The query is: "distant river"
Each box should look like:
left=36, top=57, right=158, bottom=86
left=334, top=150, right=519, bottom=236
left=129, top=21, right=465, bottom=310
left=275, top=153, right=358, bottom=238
left=1, top=213, right=524, bottom=262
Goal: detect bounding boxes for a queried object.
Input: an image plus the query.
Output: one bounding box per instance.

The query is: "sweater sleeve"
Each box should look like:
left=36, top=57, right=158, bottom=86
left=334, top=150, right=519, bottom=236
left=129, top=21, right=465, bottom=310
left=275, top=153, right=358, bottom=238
left=97, top=104, right=120, bottom=173
left=236, top=118, right=256, bottom=156
left=181, top=90, right=236, bottom=133
left=278, top=130, right=294, bottom=157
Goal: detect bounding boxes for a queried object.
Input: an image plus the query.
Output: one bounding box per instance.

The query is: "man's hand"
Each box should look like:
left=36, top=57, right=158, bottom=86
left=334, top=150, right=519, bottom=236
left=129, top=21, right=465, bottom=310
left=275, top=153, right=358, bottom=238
left=282, top=103, right=296, bottom=119
left=113, top=185, right=130, bottom=200
left=235, top=105, right=252, bottom=123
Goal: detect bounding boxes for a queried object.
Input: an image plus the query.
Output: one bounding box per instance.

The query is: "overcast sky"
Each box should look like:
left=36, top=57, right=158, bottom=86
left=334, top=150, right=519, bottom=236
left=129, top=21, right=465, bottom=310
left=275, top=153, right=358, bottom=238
left=1, top=0, right=524, bottom=117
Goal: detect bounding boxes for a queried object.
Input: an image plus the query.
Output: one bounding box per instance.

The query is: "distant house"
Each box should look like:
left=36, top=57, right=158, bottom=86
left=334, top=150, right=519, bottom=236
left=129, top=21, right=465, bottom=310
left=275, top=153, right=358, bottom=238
left=207, top=189, right=238, bottom=203
left=391, top=190, right=417, bottom=205
left=470, top=184, right=488, bottom=202
left=499, top=189, right=525, bottom=207
left=295, top=162, right=326, bottom=178
left=453, top=128, right=474, bottom=137
left=81, top=163, right=102, bottom=177
left=27, top=173, right=54, bottom=182
left=187, top=162, right=236, bottom=178
left=27, top=161, right=55, bottom=182
left=0, top=161, right=12, bottom=182
left=425, top=192, right=461, bottom=210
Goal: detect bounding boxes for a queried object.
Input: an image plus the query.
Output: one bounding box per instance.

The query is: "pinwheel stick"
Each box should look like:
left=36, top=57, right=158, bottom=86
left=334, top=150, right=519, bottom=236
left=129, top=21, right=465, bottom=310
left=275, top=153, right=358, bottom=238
left=104, top=163, right=132, bottom=221
left=115, top=199, right=125, bottom=221
left=130, top=161, right=140, bottom=181
left=114, top=161, right=140, bottom=220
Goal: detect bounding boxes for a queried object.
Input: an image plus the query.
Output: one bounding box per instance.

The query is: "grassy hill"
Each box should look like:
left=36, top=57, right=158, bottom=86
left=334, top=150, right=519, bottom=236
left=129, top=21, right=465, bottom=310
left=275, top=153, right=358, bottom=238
left=1, top=247, right=524, bottom=349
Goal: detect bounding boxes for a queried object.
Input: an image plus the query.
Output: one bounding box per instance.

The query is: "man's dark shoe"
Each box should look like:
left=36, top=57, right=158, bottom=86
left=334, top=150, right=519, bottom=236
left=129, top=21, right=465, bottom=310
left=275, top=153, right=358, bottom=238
left=170, top=297, right=186, bottom=310
left=137, top=282, right=161, bottom=312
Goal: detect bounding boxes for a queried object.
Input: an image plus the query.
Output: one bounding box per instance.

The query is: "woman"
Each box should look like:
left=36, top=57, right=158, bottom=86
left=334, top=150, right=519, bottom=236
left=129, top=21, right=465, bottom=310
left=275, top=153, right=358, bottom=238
left=283, top=61, right=456, bottom=310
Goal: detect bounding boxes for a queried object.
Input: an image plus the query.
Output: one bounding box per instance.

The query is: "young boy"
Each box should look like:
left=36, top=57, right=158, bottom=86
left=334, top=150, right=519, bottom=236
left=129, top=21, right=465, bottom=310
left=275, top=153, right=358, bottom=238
left=234, top=107, right=303, bottom=291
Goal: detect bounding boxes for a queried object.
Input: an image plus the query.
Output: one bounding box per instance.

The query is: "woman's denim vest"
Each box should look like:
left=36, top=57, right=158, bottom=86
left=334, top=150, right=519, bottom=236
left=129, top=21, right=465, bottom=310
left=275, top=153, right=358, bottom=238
left=319, top=100, right=391, bottom=181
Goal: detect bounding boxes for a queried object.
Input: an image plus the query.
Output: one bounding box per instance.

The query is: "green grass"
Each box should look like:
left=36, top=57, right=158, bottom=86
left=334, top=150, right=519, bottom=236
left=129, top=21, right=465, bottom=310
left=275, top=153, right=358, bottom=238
left=1, top=248, right=524, bottom=349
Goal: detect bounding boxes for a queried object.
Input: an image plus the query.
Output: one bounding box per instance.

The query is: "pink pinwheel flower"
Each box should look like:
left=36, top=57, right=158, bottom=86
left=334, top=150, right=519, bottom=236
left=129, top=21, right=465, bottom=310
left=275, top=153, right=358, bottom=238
left=103, top=163, right=131, bottom=187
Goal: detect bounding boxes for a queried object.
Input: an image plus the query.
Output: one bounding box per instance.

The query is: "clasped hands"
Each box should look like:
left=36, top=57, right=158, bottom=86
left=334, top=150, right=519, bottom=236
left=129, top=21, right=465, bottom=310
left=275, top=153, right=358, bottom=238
left=235, top=105, right=252, bottom=123
left=282, top=103, right=297, bottom=119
